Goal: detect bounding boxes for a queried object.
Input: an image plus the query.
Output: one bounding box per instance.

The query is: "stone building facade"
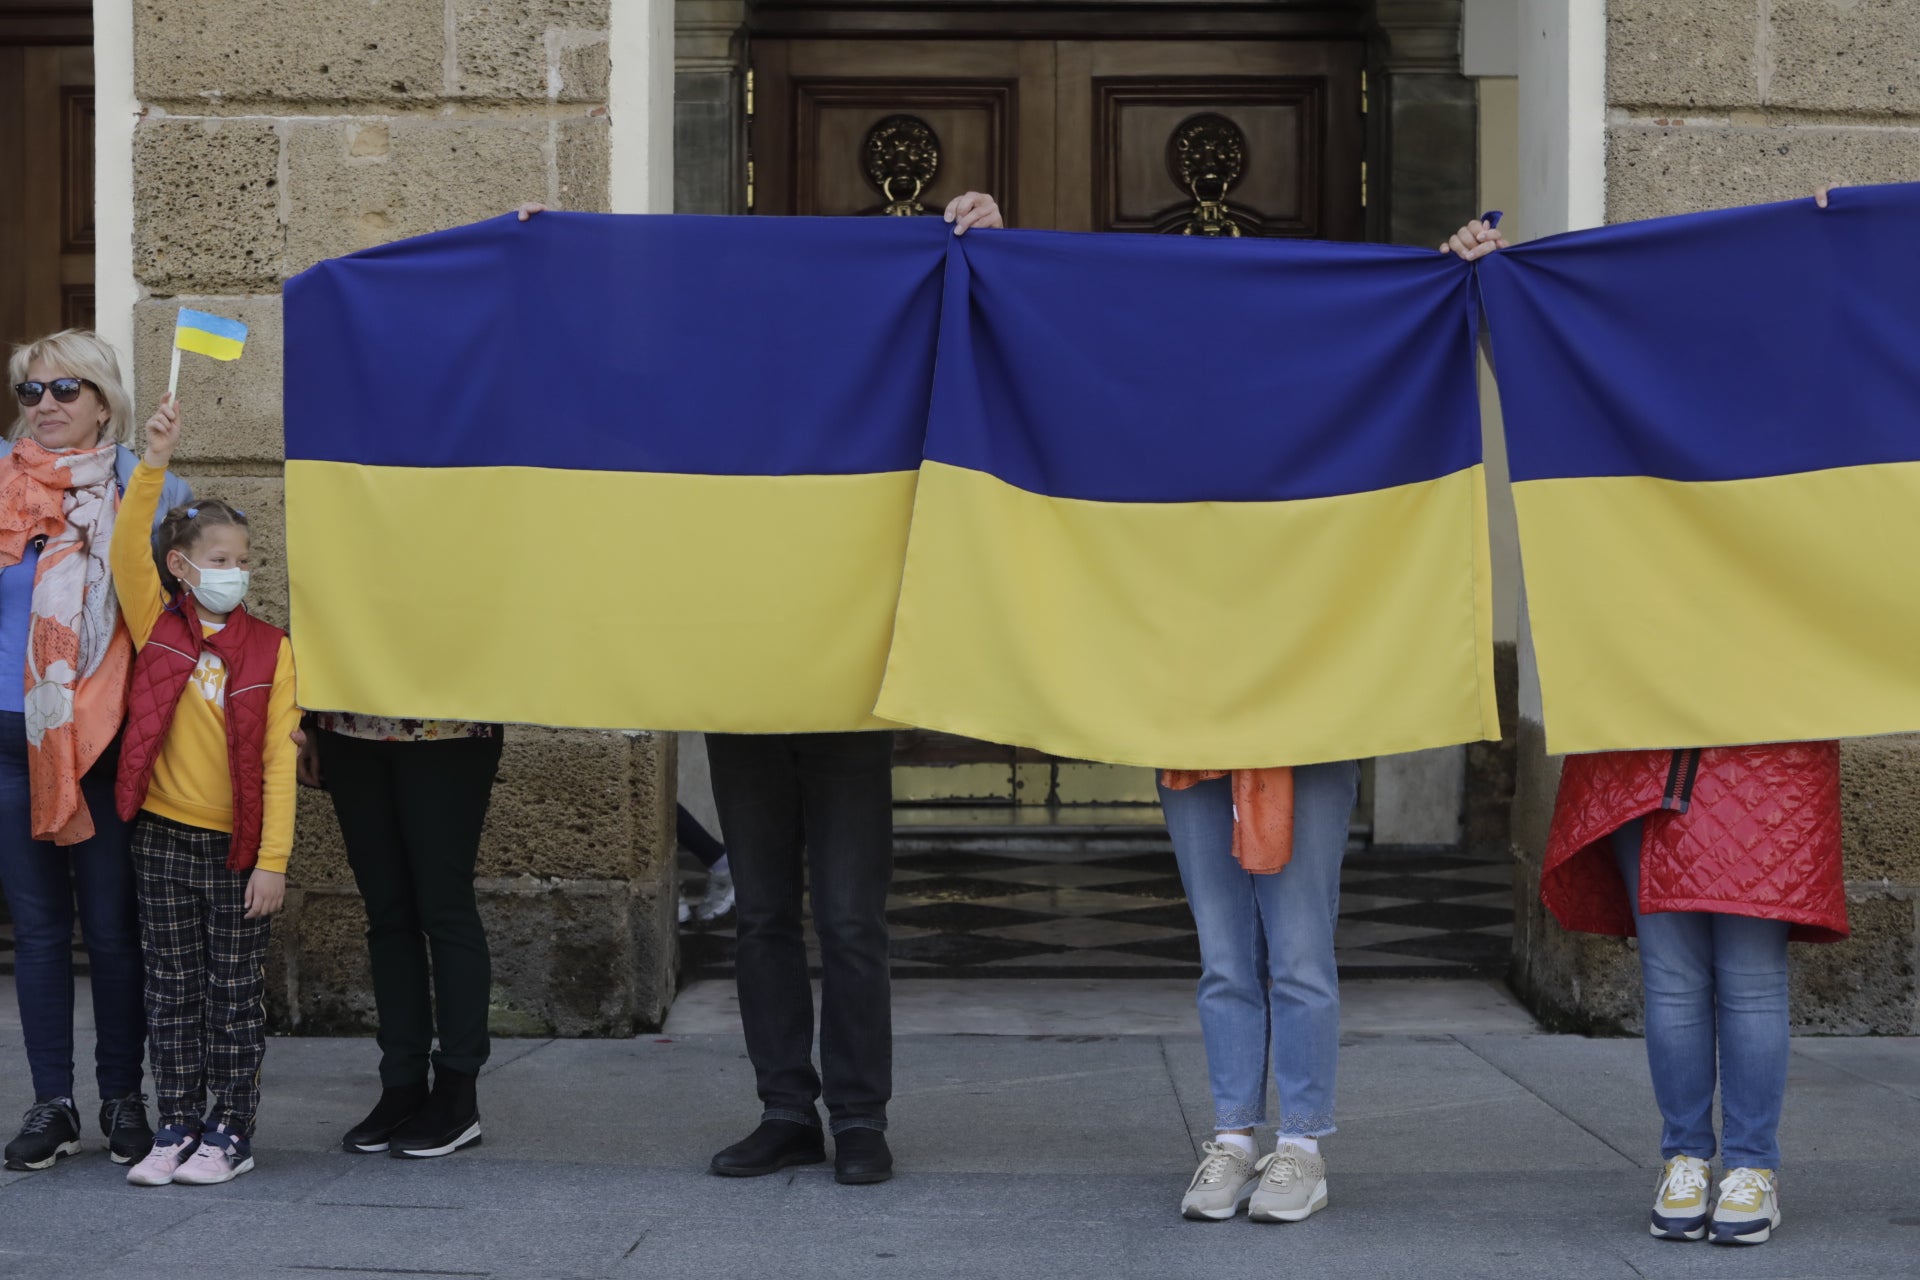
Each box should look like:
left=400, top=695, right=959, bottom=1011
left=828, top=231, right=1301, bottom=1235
left=114, top=0, right=679, bottom=1037
left=91, top=0, right=1920, bottom=1038
left=1510, top=0, right=1920, bottom=1035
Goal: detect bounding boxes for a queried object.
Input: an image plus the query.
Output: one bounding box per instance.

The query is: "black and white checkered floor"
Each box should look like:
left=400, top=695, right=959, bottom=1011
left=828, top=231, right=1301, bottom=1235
left=680, top=834, right=1515, bottom=982
left=0, top=837, right=1514, bottom=984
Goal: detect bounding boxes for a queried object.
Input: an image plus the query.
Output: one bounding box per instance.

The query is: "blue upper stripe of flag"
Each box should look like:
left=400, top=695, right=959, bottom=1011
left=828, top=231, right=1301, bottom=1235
left=926, top=231, right=1483, bottom=504
left=176, top=309, right=249, bottom=342
left=1481, top=181, right=1920, bottom=484
left=284, top=213, right=949, bottom=477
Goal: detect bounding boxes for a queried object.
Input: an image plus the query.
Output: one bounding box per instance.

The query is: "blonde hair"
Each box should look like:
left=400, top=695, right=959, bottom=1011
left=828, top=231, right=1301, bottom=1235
left=8, top=330, right=135, bottom=448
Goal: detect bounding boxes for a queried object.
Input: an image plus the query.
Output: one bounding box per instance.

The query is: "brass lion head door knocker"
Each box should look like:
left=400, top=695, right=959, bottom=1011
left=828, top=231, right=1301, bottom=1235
left=1168, top=113, right=1248, bottom=237
left=864, top=115, right=941, bottom=216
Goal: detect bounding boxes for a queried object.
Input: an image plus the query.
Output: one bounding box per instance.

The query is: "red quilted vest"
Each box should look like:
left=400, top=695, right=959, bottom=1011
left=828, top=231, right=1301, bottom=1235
left=115, top=600, right=285, bottom=872
left=1541, top=743, right=1847, bottom=943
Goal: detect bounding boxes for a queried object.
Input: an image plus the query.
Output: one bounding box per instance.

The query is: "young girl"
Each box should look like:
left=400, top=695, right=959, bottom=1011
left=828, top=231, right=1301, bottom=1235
left=112, top=395, right=299, bottom=1186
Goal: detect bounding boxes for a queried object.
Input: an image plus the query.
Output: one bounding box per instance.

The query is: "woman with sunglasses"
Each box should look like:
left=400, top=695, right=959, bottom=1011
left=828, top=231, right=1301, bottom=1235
left=0, top=330, right=191, bottom=1170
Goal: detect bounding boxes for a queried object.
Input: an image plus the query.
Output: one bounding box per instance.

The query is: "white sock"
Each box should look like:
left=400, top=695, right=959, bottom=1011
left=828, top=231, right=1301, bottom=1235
left=1277, top=1136, right=1320, bottom=1155
left=1215, top=1132, right=1256, bottom=1158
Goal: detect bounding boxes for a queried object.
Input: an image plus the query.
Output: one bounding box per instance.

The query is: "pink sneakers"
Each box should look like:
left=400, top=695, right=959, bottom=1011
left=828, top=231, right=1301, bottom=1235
left=126, top=1125, right=200, bottom=1186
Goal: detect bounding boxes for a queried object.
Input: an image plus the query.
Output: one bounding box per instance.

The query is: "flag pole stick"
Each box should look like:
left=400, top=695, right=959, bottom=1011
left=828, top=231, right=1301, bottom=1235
left=166, top=345, right=182, bottom=402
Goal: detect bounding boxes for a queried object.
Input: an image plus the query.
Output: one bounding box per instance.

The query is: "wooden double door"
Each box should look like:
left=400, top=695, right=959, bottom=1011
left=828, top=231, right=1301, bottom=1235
left=0, top=2, right=94, bottom=347
left=752, top=31, right=1367, bottom=813
left=752, top=38, right=1367, bottom=238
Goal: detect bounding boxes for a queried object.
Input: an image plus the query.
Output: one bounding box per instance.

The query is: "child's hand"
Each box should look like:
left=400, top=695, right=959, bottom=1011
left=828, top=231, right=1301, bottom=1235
left=143, top=395, right=181, bottom=469
left=244, top=868, right=285, bottom=919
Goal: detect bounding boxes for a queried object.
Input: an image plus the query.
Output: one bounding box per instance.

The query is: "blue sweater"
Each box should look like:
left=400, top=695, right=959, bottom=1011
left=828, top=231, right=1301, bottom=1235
left=0, top=441, right=192, bottom=715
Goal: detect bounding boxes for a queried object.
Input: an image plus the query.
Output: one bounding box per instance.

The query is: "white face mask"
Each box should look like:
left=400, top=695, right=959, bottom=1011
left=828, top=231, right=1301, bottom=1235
left=182, top=558, right=250, bottom=613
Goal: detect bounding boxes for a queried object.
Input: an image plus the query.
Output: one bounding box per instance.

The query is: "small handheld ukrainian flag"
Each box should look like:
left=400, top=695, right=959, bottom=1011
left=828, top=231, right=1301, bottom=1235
left=168, top=308, right=248, bottom=397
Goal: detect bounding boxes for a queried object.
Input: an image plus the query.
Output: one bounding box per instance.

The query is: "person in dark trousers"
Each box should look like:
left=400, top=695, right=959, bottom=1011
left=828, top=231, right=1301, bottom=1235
left=697, top=190, right=1005, bottom=1188
left=297, top=717, right=504, bottom=1159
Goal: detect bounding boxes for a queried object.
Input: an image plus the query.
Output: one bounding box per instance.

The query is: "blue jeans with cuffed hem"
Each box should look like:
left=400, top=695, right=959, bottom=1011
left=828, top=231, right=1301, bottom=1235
left=1612, top=819, right=1791, bottom=1170
left=0, top=711, right=145, bottom=1103
left=1159, top=762, right=1357, bottom=1139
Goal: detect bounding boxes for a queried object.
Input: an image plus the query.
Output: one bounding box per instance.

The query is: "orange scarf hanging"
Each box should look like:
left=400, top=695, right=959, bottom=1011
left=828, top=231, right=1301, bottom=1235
left=1160, top=767, right=1295, bottom=873
left=0, top=439, right=132, bottom=844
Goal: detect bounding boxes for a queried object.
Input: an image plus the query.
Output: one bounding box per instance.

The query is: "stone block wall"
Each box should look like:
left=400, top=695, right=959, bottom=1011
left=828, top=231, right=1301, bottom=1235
left=130, top=1, right=678, bottom=1035
left=1511, top=2, right=1920, bottom=1035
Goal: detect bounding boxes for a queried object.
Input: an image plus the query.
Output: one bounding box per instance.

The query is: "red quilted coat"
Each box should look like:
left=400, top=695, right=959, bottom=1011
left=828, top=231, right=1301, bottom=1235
left=115, top=600, right=286, bottom=873
left=1542, top=742, right=1847, bottom=943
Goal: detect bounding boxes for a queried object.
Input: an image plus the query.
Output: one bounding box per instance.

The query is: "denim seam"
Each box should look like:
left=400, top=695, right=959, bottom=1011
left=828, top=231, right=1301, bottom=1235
left=829, top=1117, right=888, bottom=1135
left=761, top=1107, right=822, bottom=1129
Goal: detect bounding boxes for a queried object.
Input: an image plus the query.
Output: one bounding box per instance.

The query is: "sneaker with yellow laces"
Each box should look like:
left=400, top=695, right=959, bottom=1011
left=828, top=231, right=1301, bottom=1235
left=1709, top=1167, right=1781, bottom=1246
left=1648, top=1154, right=1711, bottom=1240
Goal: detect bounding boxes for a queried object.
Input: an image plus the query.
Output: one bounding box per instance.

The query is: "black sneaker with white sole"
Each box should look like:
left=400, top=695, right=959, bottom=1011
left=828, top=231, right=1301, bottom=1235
left=343, top=1082, right=429, bottom=1154
left=389, top=1069, right=481, bottom=1159
left=4, top=1099, right=82, bottom=1171
left=100, top=1092, right=155, bottom=1165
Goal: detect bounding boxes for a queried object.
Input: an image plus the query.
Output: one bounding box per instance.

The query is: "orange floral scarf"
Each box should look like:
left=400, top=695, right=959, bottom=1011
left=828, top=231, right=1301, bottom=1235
left=1160, top=767, right=1295, bottom=873
left=0, top=440, right=131, bottom=844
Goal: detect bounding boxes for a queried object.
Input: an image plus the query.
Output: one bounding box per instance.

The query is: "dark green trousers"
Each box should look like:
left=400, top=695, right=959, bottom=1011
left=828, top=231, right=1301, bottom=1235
left=316, top=730, right=503, bottom=1086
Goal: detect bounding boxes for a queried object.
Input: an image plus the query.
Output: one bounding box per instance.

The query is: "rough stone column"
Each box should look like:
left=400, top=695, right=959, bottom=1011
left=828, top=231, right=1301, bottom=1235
left=1511, top=0, right=1920, bottom=1034
left=128, top=0, right=678, bottom=1035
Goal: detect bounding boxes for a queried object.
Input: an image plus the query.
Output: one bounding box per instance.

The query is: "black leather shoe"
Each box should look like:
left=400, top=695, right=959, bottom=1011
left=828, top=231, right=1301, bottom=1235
left=833, top=1127, right=893, bottom=1185
left=709, top=1119, right=826, bottom=1177
left=343, top=1082, right=429, bottom=1154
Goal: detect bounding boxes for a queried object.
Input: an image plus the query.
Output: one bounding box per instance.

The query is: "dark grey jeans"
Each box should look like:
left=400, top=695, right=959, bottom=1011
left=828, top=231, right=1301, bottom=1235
left=705, top=731, right=894, bottom=1133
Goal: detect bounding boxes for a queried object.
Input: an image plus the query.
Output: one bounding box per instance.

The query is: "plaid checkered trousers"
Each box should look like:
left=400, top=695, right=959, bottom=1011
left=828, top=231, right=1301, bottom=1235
left=132, top=814, right=272, bottom=1135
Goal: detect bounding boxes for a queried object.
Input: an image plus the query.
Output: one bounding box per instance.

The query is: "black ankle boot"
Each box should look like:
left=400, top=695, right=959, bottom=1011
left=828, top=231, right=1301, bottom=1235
left=709, top=1119, right=826, bottom=1177
left=389, top=1069, right=481, bottom=1159
left=343, top=1082, right=430, bottom=1154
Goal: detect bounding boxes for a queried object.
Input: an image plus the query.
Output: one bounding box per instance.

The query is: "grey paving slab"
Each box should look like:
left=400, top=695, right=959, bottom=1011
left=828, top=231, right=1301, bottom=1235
left=1337, top=1036, right=1639, bottom=1172
left=0, top=1182, right=216, bottom=1263
left=1791, top=1036, right=1920, bottom=1100
left=1463, top=1033, right=1920, bottom=1170
left=147, top=1200, right=647, bottom=1277
left=888, top=1034, right=1192, bottom=1174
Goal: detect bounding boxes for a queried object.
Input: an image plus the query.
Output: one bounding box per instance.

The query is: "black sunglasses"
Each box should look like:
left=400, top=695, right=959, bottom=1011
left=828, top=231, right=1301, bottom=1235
left=14, top=378, right=99, bottom=407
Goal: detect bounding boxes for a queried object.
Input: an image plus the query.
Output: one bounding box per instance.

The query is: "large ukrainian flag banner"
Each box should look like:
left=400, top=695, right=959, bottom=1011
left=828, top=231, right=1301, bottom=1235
left=874, top=231, right=1502, bottom=769
left=1480, top=182, right=1920, bottom=754
left=285, top=213, right=948, bottom=731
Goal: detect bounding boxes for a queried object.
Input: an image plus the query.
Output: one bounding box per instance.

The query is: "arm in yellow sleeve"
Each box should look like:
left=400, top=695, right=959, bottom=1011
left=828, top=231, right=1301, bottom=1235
left=254, top=636, right=300, bottom=874
left=109, top=462, right=172, bottom=649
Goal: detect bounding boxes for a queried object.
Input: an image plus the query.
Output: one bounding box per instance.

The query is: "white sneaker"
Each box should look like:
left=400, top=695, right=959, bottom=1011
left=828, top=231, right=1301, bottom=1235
left=1710, top=1167, right=1781, bottom=1246
left=127, top=1125, right=201, bottom=1187
left=1649, top=1154, right=1711, bottom=1240
left=1247, top=1142, right=1329, bottom=1223
left=169, top=1129, right=254, bottom=1185
left=695, top=866, right=735, bottom=922
left=1180, top=1141, right=1258, bottom=1221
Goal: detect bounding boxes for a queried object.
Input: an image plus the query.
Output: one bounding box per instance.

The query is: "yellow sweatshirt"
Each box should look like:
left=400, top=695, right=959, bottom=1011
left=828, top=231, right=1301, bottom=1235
left=110, top=463, right=299, bottom=873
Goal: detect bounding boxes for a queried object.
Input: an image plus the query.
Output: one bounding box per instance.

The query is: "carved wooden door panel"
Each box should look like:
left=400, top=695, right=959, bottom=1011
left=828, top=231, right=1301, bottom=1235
left=1056, top=40, right=1365, bottom=239
left=751, top=40, right=1056, bottom=224
left=0, top=41, right=94, bottom=346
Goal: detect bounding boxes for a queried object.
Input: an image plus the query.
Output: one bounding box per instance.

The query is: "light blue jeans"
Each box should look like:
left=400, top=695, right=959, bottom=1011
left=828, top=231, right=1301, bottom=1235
left=1158, top=762, right=1359, bottom=1137
left=1612, top=819, right=1791, bottom=1170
